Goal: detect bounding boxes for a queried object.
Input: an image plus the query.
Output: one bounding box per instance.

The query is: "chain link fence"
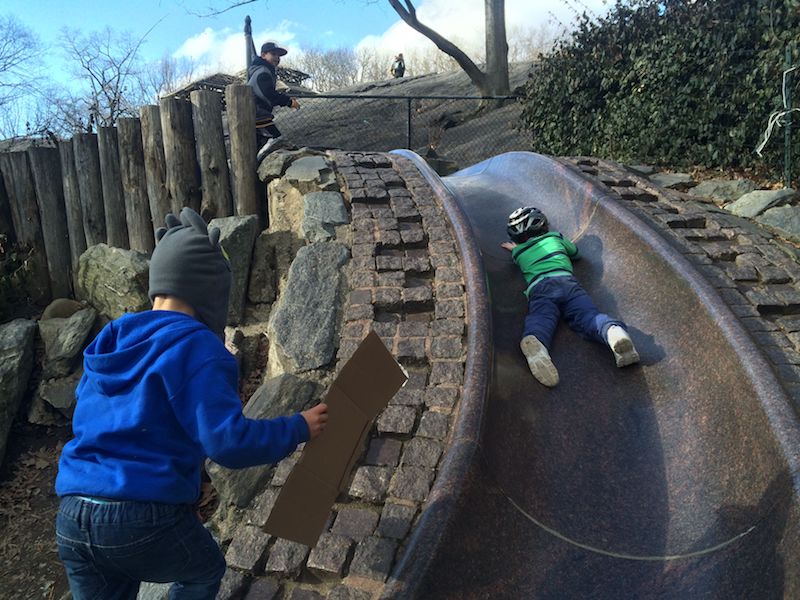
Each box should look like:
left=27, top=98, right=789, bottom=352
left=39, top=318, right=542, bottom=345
left=270, top=94, right=532, bottom=169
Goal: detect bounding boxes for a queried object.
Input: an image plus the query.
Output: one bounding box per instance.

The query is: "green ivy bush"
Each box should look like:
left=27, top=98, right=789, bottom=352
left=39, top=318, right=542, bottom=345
left=521, top=0, right=800, bottom=176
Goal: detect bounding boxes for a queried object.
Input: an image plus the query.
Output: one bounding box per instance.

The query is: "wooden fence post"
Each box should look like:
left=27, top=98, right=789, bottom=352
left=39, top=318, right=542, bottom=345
left=225, top=84, right=259, bottom=222
left=58, top=139, right=88, bottom=276
left=159, top=97, right=201, bottom=214
left=191, top=90, right=233, bottom=220
left=72, top=133, right=107, bottom=247
left=140, top=105, right=172, bottom=228
left=0, top=151, right=51, bottom=303
left=118, top=118, right=155, bottom=254
left=28, top=147, right=72, bottom=298
left=97, top=126, right=130, bottom=249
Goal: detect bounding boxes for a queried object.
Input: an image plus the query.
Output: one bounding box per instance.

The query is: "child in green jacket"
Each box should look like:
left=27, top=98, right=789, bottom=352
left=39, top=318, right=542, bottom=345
left=501, top=207, right=639, bottom=387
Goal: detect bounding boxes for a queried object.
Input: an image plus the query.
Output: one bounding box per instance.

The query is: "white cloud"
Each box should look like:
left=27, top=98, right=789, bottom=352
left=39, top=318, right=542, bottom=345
left=174, top=21, right=300, bottom=76
left=356, top=0, right=610, bottom=57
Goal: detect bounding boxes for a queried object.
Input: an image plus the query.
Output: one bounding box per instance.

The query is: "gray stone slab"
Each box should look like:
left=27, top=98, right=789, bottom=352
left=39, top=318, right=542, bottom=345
left=267, top=242, right=349, bottom=373
left=306, top=533, right=353, bottom=578
left=377, top=502, right=417, bottom=540
left=331, top=506, right=379, bottom=540
left=689, top=178, right=757, bottom=202
left=39, top=307, right=97, bottom=378
left=0, top=319, right=36, bottom=468
left=388, top=466, right=435, bottom=502
left=348, top=536, right=397, bottom=582
left=348, top=466, right=391, bottom=502
left=209, top=215, right=260, bottom=325
left=326, top=586, right=372, bottom=600
left=648, top=172, right=695, bottom=190
left=244, top=578, right=281, bottom=600
left=226, top=524, right=272, bottom=571
left=265, top=538, right=310, bottom=576
left=207, top=374, right=319, bottom=507
left=302, top=191, right=349, bottom=243
left=401, top=438, right=443, bottom=468
left=76, top=244, right=150, bottom=319
left=757, top=205, right=800, bottom=243
left=728, top=188, right=794, bottom=218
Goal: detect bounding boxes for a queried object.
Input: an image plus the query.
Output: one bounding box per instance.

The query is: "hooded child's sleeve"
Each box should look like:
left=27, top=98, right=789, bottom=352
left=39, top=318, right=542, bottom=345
left=170, top=355, right=309, bottom=469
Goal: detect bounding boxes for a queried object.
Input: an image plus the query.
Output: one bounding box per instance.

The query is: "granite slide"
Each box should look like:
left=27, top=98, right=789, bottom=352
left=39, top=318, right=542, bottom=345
left=386, top=151, right=800, bottom=599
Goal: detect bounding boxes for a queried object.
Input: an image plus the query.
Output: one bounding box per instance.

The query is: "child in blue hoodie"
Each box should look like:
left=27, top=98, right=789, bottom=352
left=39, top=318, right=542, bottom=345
left=55, top=207, right=328, bottom=600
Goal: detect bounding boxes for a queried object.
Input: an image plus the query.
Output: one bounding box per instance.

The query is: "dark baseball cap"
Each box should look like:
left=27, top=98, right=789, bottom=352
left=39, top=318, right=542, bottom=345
left=261, top=41, right=288, bottom=56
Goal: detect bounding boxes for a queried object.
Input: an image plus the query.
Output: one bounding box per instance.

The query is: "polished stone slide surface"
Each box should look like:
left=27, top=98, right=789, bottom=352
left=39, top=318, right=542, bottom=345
left=394, top=152, right=800, bottom=599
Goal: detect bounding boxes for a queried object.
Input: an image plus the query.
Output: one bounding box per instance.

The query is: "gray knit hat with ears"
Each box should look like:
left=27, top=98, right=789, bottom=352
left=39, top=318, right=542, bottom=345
left=148, top=207, right=232, bottom=339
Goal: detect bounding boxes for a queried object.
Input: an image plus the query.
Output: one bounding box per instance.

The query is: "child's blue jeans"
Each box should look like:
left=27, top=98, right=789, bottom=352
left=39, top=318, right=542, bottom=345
left=523, top=275, right=625, bottom=350
left=56, top=495, right=226, bottom=600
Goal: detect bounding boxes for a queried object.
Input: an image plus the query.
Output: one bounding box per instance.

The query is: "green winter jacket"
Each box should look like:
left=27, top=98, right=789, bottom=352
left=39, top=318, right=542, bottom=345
left=510, top=231, right=579, bottom=296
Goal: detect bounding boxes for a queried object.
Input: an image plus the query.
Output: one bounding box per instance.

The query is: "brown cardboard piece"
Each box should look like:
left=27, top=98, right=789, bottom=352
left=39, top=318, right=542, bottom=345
left=264, top=331, right=408, bottom=546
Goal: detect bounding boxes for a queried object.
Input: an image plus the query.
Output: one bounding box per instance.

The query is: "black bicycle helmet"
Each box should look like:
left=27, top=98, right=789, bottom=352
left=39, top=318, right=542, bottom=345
left=507, top=207, right=548, bottom=242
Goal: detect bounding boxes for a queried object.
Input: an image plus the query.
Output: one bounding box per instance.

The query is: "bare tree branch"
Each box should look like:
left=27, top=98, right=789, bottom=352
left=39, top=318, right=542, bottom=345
left=387, top=0, right=489, bottom=93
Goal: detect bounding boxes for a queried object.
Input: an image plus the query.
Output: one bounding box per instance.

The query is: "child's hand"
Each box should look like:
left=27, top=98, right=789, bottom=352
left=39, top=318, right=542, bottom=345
left=500, top=241, right=517, bottom=251
left=302, top=403, right=329, bottom=440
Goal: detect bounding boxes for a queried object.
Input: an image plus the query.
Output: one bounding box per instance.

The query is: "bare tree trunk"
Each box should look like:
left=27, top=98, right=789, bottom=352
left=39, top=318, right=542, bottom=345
left=388, top=0, right=490, bottom=94
left=118, top=118, right=156, bottom=254
left=159, top=97, right=202, bottom=214
left=97, top=126, right=130, bottom=249
left=28, top=147, right=73, bottom=298
left=73, top=133, right=107, bottom=247
left=140, top=105, right=172, bottom=229
left=191, top=90, right=233, bottom=220
left=485, top=0, right=510, bottom=96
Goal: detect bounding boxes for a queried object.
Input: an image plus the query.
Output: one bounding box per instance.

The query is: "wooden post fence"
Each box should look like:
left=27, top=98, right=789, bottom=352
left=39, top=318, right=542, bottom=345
left=58, top=139, right=88, bottom=277
left=160, top=97, right=202, bottom=214
left=73, top=133, right=107, bottom=247
left=118, top=118, right=156, bottom=254
left=97, top=126, right=130, bottom=249
left=0, top=151, right=51, bottom=303
left=225, top=84, right=259, bottom=223
left=191, top=90, right=233, bottom=220
left=28, top=147, right=72, bottom=298
left=0, top=80, right=273, bottom=308
left=140, top=105, right=172, bottom=229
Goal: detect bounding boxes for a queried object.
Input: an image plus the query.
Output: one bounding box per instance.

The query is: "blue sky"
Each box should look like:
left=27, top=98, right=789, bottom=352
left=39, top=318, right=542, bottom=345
left=2, top=0, right=610, bottom=74
left=2, top=0, right=402, bottom=62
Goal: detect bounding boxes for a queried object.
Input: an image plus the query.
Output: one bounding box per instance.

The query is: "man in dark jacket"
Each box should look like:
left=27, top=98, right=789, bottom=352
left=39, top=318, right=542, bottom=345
left=248, top=41, right=300, bottom=162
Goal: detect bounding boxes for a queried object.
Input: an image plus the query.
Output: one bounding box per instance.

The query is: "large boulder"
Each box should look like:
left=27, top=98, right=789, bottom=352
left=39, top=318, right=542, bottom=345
left=38, top=307, right=97, bottom=378
left=757, top=205, right=800, bottom=243
left=248, top=230, right=305, bottom=305
left=648, top=172, right=696, bottom=190
left=206, top=373, right=320, bottom=507
left=75, top=244, right=150, bottom=319
left=267, top=178, right=306, bottom=235
left=28, top=369, right=82, bottom=425
left=209, top=215, right=260, bottom=326
left=689, top=178, right=757, bottom=203
left=727, top=189, right=795, bottom=219
left=302, top=191, right=349, bottom=243
left=0, top=319, right=37, bottom=467
left=283, top=155, right=337, bottom=194
left=267, top=242, right=349, bottom=376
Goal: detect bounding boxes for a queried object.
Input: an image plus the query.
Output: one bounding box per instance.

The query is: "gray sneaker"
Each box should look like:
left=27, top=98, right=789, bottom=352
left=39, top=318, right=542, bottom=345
left=606, top=325, right=640, bottom=367
left=520, top=335, right=559, bottom=387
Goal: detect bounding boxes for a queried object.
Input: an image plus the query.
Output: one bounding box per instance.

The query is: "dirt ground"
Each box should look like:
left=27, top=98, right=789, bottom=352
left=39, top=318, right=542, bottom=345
left=0, top=421, right=71, bottom=599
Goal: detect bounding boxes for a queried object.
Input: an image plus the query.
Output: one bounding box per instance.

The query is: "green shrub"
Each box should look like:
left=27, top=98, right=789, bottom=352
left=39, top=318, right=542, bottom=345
left=521, top=0, right=800, bottom=176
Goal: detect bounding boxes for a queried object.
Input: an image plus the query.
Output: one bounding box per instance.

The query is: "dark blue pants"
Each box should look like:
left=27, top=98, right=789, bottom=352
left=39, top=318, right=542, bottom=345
left=523, top=275, right=624, bottom=350
left=56, top=496, right=226, bottom=600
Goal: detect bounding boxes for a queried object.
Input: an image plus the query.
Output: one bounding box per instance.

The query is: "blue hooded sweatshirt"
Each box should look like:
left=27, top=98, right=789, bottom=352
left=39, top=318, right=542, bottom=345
left=56, top=310, right=309, bottom=504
